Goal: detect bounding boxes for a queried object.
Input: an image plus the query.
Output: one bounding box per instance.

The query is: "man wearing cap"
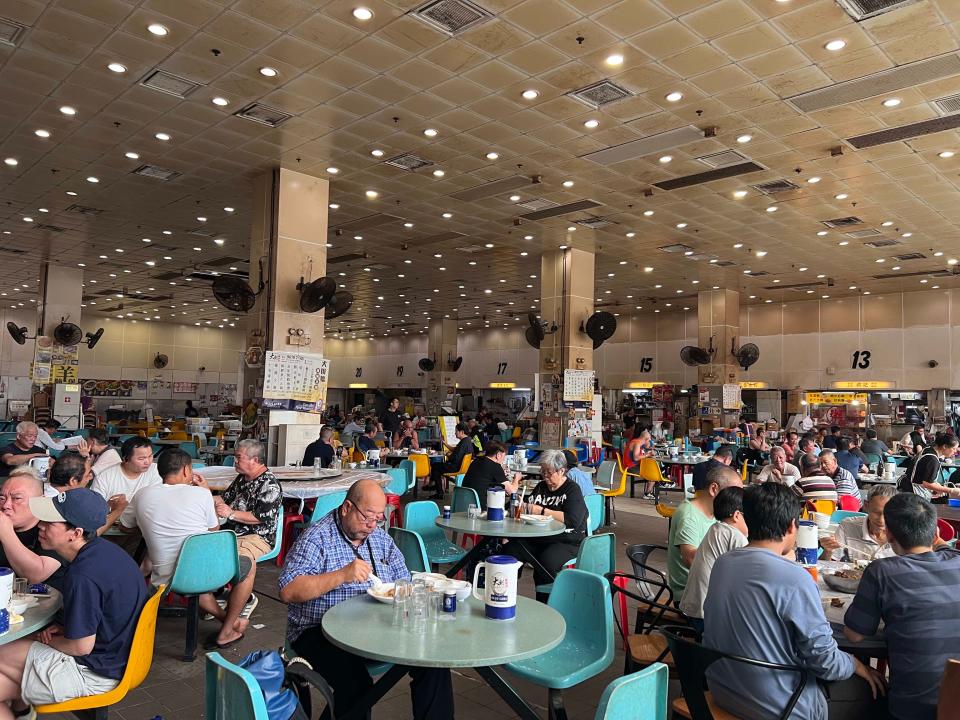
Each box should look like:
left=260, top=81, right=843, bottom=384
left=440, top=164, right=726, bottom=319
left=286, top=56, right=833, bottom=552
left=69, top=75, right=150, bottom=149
left=0, top=489, right=147, bottom=718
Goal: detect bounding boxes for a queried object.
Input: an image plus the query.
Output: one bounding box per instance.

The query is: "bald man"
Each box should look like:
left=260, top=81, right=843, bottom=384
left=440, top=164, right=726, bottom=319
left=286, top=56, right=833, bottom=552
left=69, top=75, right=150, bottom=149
left=280, top=480, right=454, bottom=719
left=0, top=470, right=68, bottom=589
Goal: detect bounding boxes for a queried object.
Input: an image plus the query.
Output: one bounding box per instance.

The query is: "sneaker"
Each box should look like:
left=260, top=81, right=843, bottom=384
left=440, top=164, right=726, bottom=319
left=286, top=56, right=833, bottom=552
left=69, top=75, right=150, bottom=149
left=643, top=493, right=656, bottom=500
left=239, top=593, right=259, bottom=620
left=13, top=705, right=35, bottom=720
left=203, top=598, right=228, bottom=621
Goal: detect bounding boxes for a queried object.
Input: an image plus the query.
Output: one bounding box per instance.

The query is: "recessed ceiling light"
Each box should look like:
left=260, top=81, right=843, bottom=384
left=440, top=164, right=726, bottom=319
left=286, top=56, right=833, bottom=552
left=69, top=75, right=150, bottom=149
left=59, top=106, right=76, bottom=116
left=147, top=23, right=168, bottom=36
left=659, top=155, right=672, bottom=163
left=733, top=190, right=747, bottom=198
left=625, top=232, right=635, bottom=238
left=901, top=232, right=912, bottom=237
left=259, top=66, right=278, bottom=77
left=881, top=220, right=893, bottom=226
left=567, top=226, right=576, bottom=232
left=212, top=96, right=229, bottom=106
left=38, top=207, right=47, bottom=213
left=124, top=151, right=139, bottom=159
left=676, top=222, right=687, bottom=229
left=605, top=53, right=624, bottom=66
left=799, top=266, right=807, bottom=271
left=442, top=212, right=453, bottom=218
left=352, top=7, right=373, bottom=20
left=485, top=151, right=499, bottom=160
left=326, top=167, right=339, bottom=174
left=433, top=169, right=445, bottom=177
left=224, top=206, right=234, bottom=212
left=522, top=89, right=539, bottom=100
left=834, top=193, right=848, bottom=200
left=365, top=190, right=378, bottom=199
left=665, top=91, right=683, bottom=102
left=403, top=222, right=414, bottom=228
left=824, top=39, right=846, bottom=51
left=948, top=258, right=958, bottom=265
left=807, top=176, right=821, bottom=183
left=423, top=128, right=438, bottom=137
left=107, top=62, right=126, bottom=73
left=817, top=230, right=828, bottom=236
left=876, top=258, right=885, bottom=263
left=643, top=210, right=654, bottom=216
left=22, top=217, right=32, bottom=222
left=755, top=250, right=767, bottom=257
left=371, top=149, right=384, bottom=158
left=197, top=216, right=207, bottom=222
left=733, top=243, right=743, bottom=248
left=938, top=150, right=955, bottom=158
left=86, top=176, right=99, bottom=183
left=583, top=119, right=599, bottom=129
left=934, top=251, right=944, bottom=256
left=34, top=129, right=50, bottom=138
left=3, top=158, right=17, bottom=167
left=66, top=190, right=77, bottom=196
left=509, top=194, right=521, bottom=202
left=212, top=239, right=224, bottom=247
left=736, top=134, right=752, bottom=144
left=766, top=205, right=778, bottom=212
left=155, top=132, right=170, bottom=141
left=882, top=97, right=901, bottom=108
left=558, top=245, right=568, bottom=250
left=562, top=180, right=574, bottom=187
left=162, top=230, right=172, bottom=235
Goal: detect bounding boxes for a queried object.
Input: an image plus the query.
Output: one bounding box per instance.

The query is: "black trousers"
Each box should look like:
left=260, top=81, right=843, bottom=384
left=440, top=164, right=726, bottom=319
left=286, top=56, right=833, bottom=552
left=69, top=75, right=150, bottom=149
left=502, top=537, right=581, bottom=586
left=429, top=461, right=457, bottom=489
left=292, top=625, right=454, bottom=720
left=824, top=674, right=888, bottom=719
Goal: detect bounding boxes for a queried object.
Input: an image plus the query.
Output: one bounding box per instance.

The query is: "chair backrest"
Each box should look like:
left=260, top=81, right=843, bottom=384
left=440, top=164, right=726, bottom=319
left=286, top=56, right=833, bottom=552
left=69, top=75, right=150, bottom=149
left=937, top=518, right=956, bottom=542
left=410, top=453, right=431, bottom=479
left=179, top=441, right=199, bottom=459
left=576, top=533, right=616, bottom=577
left=205, top=651, right=269, bottom=720
left=837, top=495, right=860, bottom=512
left=549, top=569, right=615, bottom=673
left=830, top=510, right=865, bottom=524
left=594, top=663, right=668, bottom=720
left=352, top=448, right=366, bottom=463
left=455, top=453, right=472, bottom=475
left=385, top=468, right=407, bottom=496
left=192, top=461, right=207, bottom=469
left=625, top=544, right=670, bottom=604
left=863, top=452, right=882, bottom=467
left=115, top=584, right=165, bottom=694
left=663, top=627, right=808, bottom=720
left=594, top=460, right=617, bottom=491
left=585, top=493, right=605, bottom=535
left=167, top=431, right=188, bottom=440
left=398, top=459, right=415, bottom=491
left=388, top=527, right=430, bottom=573
left=810, top=499, right=837, bottom=516
left=223, top=455, right=236, bottom=467
left=309, top=491, right=348, bottom=524
left=452, top=486, right=480, bottom=514
left=639, top=458, right=666, bottom=483
left=939, top=658, right=960, bottom=720
left=258, top=506, right=283, bottom=563
left=168, top=532, right=241, bottom=595
left=403, top=500, right=440, bottom=534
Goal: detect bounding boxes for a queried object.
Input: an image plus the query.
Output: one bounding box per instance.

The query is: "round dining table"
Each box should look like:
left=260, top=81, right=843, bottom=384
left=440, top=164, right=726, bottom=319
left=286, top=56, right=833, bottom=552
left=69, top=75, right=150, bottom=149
left=323, top=593, right=564, bottom=720
left=0, top=590, right=62, bottom=645
left=816, top=561, right=887, bottom=659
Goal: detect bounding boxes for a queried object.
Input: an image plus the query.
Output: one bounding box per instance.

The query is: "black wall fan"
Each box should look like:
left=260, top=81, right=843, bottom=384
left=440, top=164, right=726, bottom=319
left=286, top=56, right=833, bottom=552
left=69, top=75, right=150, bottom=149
left=53, top=320, right=83, bottom=346
left=732, top=339, right=760, bottom=370
left=153, top=353, right=169, bottom=369
left=524, top=311, right=555, bottom=350
left=418, top=356, right=435, bottom=372
left=212, top=260, right=265, bottom=313
left=5, top=322, right=31, bottom=345
left=298, top=276, right=336, bottom=313
left=325, top=291, right=354, bottom=319
left=448, top=354, right=463, bottom=371
left=581, top=311, right=617, bottom=349
left=83, top=328, right=104, bottom=349
left=680, top=338, right=714, bottom=366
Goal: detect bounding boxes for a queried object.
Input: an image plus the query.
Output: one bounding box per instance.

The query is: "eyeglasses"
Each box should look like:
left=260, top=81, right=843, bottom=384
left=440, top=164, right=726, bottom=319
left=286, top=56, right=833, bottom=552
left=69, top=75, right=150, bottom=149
left=347, top=500, right=385, bottom=524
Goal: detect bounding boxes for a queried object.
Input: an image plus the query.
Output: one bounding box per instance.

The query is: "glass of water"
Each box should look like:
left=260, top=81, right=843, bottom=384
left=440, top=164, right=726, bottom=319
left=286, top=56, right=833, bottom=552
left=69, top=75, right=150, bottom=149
left=409, top=587, right=428, bottom=634
left=467, top=504, right=479, bottom=520
left=392, top=579, right=411, bottom=627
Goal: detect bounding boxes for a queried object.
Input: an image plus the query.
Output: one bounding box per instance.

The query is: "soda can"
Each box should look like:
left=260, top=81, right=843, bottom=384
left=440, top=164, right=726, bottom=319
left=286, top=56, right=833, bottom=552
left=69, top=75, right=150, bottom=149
left=442, top=589, right=457, bottom=614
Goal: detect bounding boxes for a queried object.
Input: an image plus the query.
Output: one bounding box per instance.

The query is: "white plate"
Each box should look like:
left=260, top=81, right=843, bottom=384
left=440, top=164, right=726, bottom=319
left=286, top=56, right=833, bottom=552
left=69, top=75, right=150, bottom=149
left=366, top=583, right=396, bottom=604
left=520, top=513, right=552, bottom=525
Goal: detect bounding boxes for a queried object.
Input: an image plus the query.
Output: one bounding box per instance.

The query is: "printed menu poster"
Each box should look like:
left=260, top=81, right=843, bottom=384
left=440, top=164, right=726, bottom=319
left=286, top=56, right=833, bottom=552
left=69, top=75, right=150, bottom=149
left=722, top=383, right=742, bottom=410
left=262, top=351, right=329, bottom=413
left=562, top=369, right=594, bottom=404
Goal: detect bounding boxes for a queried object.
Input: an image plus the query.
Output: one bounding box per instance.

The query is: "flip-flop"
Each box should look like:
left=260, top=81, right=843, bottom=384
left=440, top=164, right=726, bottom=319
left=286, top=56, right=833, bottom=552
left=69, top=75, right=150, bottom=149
left=204, top=632, right=245, bottom=650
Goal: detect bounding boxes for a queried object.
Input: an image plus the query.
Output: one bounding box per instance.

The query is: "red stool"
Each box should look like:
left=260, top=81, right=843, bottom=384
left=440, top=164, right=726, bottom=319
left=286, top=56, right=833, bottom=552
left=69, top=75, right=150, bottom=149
left=277, top=512, right=303, bottom=567
left=385, top=494, right=402, bottom=528
left=612, top=575, right=629, bottom=651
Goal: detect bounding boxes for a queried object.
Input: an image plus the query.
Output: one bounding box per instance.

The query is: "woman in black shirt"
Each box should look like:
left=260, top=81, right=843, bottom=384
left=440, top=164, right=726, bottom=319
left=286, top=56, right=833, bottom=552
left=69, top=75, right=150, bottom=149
left=462, top=440, right=520, bottom=508
left=899, top=433, right=960, bottom=503
left=504, top=449, right=588, bottom=588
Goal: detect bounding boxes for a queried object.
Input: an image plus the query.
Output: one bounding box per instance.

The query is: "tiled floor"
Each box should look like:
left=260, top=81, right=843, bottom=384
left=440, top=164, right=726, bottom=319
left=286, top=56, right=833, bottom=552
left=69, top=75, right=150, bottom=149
left=46, top=494, right=670, bottom=720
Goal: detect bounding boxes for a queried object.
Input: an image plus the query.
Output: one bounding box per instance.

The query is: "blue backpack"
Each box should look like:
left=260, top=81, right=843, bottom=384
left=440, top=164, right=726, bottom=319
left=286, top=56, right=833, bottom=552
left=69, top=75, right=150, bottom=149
left=239, top=649, right=335, bottom=719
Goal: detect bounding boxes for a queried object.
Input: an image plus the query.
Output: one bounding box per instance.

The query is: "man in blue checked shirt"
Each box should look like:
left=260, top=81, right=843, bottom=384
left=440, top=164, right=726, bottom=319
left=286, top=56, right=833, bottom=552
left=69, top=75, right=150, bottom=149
left=279, top=480, right=453, bottom=719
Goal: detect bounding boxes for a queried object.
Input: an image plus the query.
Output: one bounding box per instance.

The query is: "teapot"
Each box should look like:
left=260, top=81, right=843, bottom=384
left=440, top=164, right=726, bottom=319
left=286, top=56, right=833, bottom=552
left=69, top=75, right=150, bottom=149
left=365, top=449, right=381, bottom=468
left=472, top=555, right=522, bottom=620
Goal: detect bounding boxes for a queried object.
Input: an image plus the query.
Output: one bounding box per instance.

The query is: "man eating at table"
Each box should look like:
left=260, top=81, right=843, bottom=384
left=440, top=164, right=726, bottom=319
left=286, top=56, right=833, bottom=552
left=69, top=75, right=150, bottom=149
left=843, top=493, right=960, bottom=720
left=279, top=479, right=453, bottom=720
left=822, top=484, right=897, bottom=561
left=756, top=446, right=800, bottom=487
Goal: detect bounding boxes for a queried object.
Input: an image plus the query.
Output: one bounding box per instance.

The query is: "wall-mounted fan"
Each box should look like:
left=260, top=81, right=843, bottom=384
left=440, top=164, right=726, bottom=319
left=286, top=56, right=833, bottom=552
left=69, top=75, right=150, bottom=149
left=53, top=320, right=83, bottom=346
left=326, top=291, right=354, bottom=319
left=5, top=322, right=32, bottom=346
left=83, top=328, right=104, bottom=349
left=212, top=259, right=265, bottom=312
left=447, top=354, right=463, bottom=371
left=153, top=353, right=169, bottom=369
left=732, top=339, right=760, bottom=370
left=581, top=311, right=617, bottom=349
left=418, top=356, right=436, bottom=372
left=680, top=338, right=715, bottom=366
left=524, top=312, right=557, bottom=350
left=297, top=276, right=336, bottom=313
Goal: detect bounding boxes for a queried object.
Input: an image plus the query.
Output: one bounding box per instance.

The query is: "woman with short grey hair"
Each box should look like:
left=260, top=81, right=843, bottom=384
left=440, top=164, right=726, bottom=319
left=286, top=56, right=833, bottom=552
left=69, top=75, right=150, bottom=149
left=502, top=448, right=588, bottom=589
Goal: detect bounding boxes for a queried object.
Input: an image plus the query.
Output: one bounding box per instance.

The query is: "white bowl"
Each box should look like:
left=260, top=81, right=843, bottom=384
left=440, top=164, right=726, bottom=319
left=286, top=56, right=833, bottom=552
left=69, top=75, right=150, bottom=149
left=411, top=572, right=448, bottom=588
left=8, top=599, right=31, bottom=615
left=366, top=582, right=396, bottom=604
left=437, top=579, right=472, bottom=602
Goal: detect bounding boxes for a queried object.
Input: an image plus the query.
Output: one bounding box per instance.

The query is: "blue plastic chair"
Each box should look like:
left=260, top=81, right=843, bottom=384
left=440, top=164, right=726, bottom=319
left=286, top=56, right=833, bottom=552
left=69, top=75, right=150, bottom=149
left=192, top=461, right=206, bottom=469
left=402, top=501, right=467, bottom=569
left=451, top=486, right=479, bottom=513
left=179, top=441, right=200, bottom=459
left=536, top=532, right=616, bottom=595
left=505, top=569, right=615, bottom=717
left=388, top=527, right=430, bottom=573
left=585, top=493, right=605, bottom=536
left=309, top=491, right=348, bottom=524
left=398, top=459, right=416, bottom=495
left=223, top=455, right=236, bottom=467
left=205, top=651, right=269, bottom=719
left=384, top=469, right=408, bottom=529
left=863, top=453, right=882, bottom=468
left=595, top=663, right=668, bottom=720
left=257, top=507, right=283, bottom=564
left=167, top=531, right=241, bottom=661
left=830, top=510, right=866, bottom=524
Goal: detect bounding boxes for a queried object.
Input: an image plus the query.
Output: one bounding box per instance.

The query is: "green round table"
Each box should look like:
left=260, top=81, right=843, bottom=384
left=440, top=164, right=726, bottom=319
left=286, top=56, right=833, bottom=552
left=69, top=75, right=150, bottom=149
left=0, top=590, right=62, bottom=645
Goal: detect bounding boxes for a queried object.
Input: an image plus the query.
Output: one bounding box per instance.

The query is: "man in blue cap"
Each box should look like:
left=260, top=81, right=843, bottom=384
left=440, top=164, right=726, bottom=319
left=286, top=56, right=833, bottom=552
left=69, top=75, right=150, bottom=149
left=0, top=488, right=146, bottom=720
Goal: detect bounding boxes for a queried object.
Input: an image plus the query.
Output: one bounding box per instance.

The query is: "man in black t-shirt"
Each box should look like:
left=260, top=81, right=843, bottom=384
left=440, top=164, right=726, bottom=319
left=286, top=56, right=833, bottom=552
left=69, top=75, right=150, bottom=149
left=379, top=398, right=403, bottom=438
left=462, top=440, right=520, bottom=508
left=0, top=469, right=68, bottom=590
left=428, top=423, right=473, bottom=499
left=0, top=421, right=47, bottom=478
left=303, top=427, right=336, bottom=468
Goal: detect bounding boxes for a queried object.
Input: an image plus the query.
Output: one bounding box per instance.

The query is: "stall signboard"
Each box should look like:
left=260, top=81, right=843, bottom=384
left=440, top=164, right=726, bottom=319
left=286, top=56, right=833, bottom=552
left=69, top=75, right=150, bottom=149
left=739, top=381, right=768, bottom=389
left=805, top=392, right=868, bottom=405
left=830, top=380, right=895, bottom=390
left=652, top=384, right=674, bottom=404
left=262, top=351, right=329, bottom=413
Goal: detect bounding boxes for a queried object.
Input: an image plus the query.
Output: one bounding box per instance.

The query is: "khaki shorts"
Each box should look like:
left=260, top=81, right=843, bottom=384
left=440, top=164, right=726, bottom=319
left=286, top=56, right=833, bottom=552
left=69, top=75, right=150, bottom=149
left=22, top=642, right=118, bottom=705
left=236, top=533, right=271, bottom=562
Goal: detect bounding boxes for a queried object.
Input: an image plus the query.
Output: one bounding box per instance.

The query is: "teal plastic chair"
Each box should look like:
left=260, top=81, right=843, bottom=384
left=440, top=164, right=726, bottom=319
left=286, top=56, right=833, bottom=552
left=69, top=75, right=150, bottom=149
left=223, top=455, right=235, bottom=467
left=398, top=459, right=416, bottom=495
left=167, top=531, right=241, bottom=662
left=595, top=663, right=668, bottom=720
left=192, top=461, right=206, bottom=469
left=205, top=652, right=268, bottom=719
left=389, top=526, right=430, bottom=573
left=451, top=486, right=479, bottom=513
left=179, top=441, right=199, bottom=459
left=830, top=510, right=866, bottom=524
left=863, top=452, right=882, bottom=468
left=585, top=493, right=605, bottom=536
left=309, top=491, right=348, bottom=524
left=402, top=501, right=467, bottom=569
left=506, top=569, right=615, bottom=717
left=384, top=468, right=407, bottom=529
left=536, top=532, right=616, bottom=595
left=257, top=507, right=283, bottom=564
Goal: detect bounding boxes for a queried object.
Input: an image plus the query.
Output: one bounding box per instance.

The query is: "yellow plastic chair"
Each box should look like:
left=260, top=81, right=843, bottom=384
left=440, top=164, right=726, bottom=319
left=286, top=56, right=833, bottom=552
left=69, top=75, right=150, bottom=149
left=166, top=431, right=189, bottom=441
left=410, top=453, right=432, bottom=497
left=803, top=499, right=837, bottom=519
left=37, top=585, right=165, bottom=718
left=601, top=455, right=628, bottom=526
left=443, top=453, right=472, bottom=491
left=511, top=426, right=522, bottom=440
left=741, top=459, right=748, bottom=482
left=616, top=451, right=646, bottom=499
left=352, top=448, right=366, bottom=463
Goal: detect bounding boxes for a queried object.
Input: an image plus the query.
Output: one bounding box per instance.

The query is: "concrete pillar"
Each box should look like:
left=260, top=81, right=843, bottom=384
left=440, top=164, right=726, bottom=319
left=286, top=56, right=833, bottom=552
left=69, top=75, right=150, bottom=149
left=424, top=318, right=458, bottom=415
left=38, top=264, right=83, bottom=337
left=538, top=248, right=595, bottom=372
left=697, top=288, right=740, bottom=385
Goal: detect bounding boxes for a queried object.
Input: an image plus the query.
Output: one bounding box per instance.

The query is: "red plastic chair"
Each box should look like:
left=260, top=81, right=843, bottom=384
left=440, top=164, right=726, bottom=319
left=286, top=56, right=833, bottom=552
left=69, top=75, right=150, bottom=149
left=937, top=518, right=956, bottom=543
left=384, top=493, right=403, bottom=529
left=838, top=495, right=861, bottom=512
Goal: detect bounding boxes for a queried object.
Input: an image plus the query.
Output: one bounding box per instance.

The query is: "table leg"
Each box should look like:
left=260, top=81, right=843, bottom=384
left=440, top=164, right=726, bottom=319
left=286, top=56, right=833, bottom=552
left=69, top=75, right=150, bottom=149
left=475, top=666, right=542, bottom=720
left=509, top=539, right=557, bottom=583
left=336, top=663, right=408, bottom=720
left=444, top=537, right=495, bottom=578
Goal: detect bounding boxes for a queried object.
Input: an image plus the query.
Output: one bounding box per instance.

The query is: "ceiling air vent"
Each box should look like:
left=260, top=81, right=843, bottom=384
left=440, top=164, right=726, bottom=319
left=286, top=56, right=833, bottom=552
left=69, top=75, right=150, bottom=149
left=65, top=204, right=104, bottom=216
left=0, top=18, right=27, bottom=47
left=864, top=238, right=902, bottom=248
left=697, top=150, right=749, bottom=168
left=34, top=224, right=65, bottom=233
left=569, top=80, right=632, bottom=109
left=751, top=179, right=800, bottom=194
left=519, top=199, right=601, bottom=221
left=328, top=252, right=369, bottom=264
left=234, top=102, right=293, bottom=128
left=140, top=69, right=201, bottom=98
left=132, top=164, right=181, bottom=181
left=847, top=113, right=960, bottom=149
left=655, top=161, right=765, bottom=191
left=455, top=245, right=486, bottom=253
left=188, top=228, right=216, bottom=237
left=384, top=153, right=433, bottom=171
left=820, top=216, right=863, bottom=228
left=412, top=0, right=492, bottom=34
left=874, top=268, right=953, bottom=280
left=659, top=243, right=694, bottom=254
left=743, top=270, right=769, bottom=276
left=934, top=93, right=960, bottom=115
left=836, top=0, right=918, bottom=21
left=844, top=228, right=882, bottom=238
left=574, top=216, right=614, bottom=229
left=892, top=252, right=926, bottom=261
left=516, top=198, right=556, bottom=211
left=451, top=176, right=529, bottom=202
left=713, top=260, right=736, bottom=267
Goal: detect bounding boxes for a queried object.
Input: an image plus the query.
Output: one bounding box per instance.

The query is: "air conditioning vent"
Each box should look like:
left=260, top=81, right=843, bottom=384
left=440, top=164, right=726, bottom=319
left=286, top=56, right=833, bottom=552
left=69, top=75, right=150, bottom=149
left=821, top=216, right=863, bottom=228
left=934, top=93, right=960, bottom=116
left=864, top=238, right=902, bottom=248
left=132, top=164, right=181, bottom=181
left=658, top=243, right=694, bottom=254
left=836, top=0, right=918, bottom=21
left=713, top=260, right=736, bottom=267
left=847, top=113, right=960, bottom=149
left=743, top=270, right=769, bottom=276
left=0, top=18, right=27, bottom=47
left=188, top=228, right=216, bottom=237
left=518, top=199, right=601, bottom=221
left=65, top=204, right=104, bottom=216
left=696, top=150, right=749, bottom=168
left=35, top=224, right=65, bottom=233
left=655, top=161, right=765, bottom=191
left=569, top=80, right=632, bottom=109
left=574, top=216, right=614, bottom=229
left=874, top=269, right=953, bottom=280
left=384, top=153, right=433, bottom=171
left=892, top=252, right=926, bottom=261
left=140, top=69, right=201, bottom=98
left=751, top=179, right=800, bottom=194
left=844, top=228, right=882, bottom=238
left=328, top=252, right=369, bottom=264
left=516, top=198, right=557, bottom=211
left=234, top=102, right=293, bottom=128
left=412, top=0, right=492, bottom=34
left=455, top=245, right=486, bottom=253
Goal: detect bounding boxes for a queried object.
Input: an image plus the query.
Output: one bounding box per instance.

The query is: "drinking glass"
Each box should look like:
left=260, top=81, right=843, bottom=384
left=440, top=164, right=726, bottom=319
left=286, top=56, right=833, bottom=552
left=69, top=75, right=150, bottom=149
left=410, top=587, right=428, bottom=634
left=392, top=579, right=411, bottom=627
left=467, top=504, right=479, bottom=520
left=429, top=591, right=443, bottom=622
left=13, top=579, right=26, bottom=597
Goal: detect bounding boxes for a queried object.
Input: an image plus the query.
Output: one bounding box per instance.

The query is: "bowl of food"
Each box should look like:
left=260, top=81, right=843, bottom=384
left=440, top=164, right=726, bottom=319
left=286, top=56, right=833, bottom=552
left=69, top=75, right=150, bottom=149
left=823, top=568, right=863, bottom=594
left=366, top=583, right=396, bottom=604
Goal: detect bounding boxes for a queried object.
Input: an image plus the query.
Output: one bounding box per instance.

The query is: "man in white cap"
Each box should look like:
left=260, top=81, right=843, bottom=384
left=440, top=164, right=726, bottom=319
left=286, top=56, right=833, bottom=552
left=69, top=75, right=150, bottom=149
left=0, top=489, right=146, bottom=719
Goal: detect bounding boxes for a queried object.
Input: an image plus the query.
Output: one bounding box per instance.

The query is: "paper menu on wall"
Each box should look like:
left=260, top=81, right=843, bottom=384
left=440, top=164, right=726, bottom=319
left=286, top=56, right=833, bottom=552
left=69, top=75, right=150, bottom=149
left=562, top=369, right=594, bottom=403
left=262, top=351, right=329, bottom=412
left=439, top=415, right=459, bottom=445
left=722, top=383, right=742, bottom=410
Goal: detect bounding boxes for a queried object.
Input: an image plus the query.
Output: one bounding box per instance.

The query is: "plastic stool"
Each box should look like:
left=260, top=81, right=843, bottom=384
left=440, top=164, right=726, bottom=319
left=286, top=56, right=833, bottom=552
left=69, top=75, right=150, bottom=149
left=384, top=494, right=403, bottom=529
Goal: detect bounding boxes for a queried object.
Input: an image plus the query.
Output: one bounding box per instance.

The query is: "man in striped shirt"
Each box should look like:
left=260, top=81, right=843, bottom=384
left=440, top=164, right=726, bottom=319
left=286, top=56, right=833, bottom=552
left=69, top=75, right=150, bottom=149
left=819, top=450, right=862, bottom=509
left=844, top=493, right=960, bottom=720
left=796, top=454, right=839, bottom=503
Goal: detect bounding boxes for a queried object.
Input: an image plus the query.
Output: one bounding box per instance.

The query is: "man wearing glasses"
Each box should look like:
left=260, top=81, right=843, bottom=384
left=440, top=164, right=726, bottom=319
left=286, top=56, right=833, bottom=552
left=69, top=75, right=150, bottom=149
left=279, top=479, right=453, bottom=719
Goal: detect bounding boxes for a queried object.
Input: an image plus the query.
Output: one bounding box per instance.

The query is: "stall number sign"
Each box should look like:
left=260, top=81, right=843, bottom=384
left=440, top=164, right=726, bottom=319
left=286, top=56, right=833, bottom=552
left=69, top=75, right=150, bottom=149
left=805, top=392, right=868, bottom=405
left=851, top=350, right=871, bottom=369
left=639, top=357, right=653, bottom=372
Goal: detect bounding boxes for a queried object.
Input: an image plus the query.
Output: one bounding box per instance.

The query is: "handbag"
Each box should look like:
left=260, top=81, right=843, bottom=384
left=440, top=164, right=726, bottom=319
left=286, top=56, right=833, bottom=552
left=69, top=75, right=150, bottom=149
left=239, top=649, right=335, bottom=720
